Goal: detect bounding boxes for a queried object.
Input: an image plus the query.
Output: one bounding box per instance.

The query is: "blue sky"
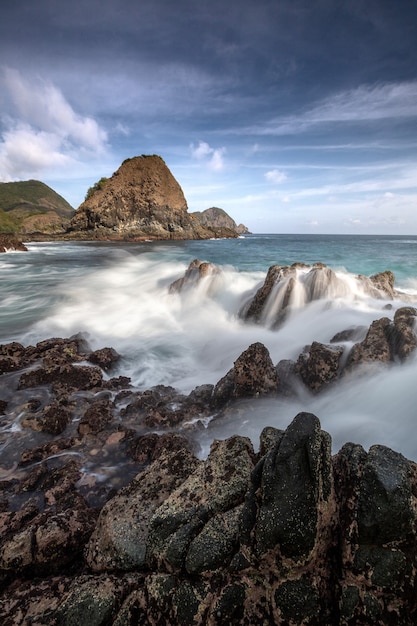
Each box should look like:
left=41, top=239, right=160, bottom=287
left=1, top=0, right=417, bottom=234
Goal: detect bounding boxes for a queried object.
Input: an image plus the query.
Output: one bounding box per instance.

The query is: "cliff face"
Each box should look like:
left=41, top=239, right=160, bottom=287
left=69, top=155, right=216, bottom=240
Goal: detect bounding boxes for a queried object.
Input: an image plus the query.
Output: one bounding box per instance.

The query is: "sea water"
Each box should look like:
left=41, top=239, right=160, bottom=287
left=1, top=233, right=417, bottom=460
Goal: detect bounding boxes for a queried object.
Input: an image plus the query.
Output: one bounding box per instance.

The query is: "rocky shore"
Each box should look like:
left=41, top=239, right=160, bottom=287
left=1, top=262, right=417, bottom=624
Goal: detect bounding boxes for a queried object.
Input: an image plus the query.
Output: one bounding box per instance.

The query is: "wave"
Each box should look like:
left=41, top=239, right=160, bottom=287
left=22, top=255, right=414, bottom=390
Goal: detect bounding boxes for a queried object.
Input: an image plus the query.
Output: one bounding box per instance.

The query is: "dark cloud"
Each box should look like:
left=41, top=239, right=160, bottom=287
left=1, top=0, right=417, bottom=231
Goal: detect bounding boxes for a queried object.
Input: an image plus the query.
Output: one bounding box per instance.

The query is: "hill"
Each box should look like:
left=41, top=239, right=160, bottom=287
left=69, top=156, right=239, bottom=240
left=0, top=180, right=74, bottom=234
left=0, top=160, right=248, bottom=241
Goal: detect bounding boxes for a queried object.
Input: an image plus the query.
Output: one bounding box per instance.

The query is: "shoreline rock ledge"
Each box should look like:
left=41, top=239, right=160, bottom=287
left=68, top=155, right=241, bottom=241
left=2, top=412, right=417, bottom=624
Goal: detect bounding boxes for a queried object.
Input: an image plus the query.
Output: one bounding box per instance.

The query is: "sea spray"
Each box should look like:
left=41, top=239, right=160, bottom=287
left=2, top=236, right=417, bottom=461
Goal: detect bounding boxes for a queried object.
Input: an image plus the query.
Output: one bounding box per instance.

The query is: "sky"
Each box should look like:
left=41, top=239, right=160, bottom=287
left=1, top=0, right=417, bottom=234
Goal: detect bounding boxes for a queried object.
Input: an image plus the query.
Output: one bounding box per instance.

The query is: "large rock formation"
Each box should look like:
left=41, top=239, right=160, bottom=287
left=69, top=156, right=239, bottom=241
left=2, top=412, right=417, bottom=624
left=241, top=263, right=413, bottom=329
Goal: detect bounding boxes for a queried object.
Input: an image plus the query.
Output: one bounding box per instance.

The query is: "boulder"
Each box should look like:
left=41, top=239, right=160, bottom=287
left=168, top=258, right=221, bottom=293
left=21, top=401, right=73, bottom=435
left=146, top=436, right=254, bottom=572
left=87, top=347, right=121, bottom=371
left=212, top=342, right=279, bottom=407
left=253, top=412, right=332, bottom=559
left=367, top=270, right=396, bottom=298
left=18, top=363, right=103, bottom=394
left=296, top=341, right=344, bottom=393
left=241, top=263, right=344, bottom=328
left=242, top=264, right=296, bottom=324
left=77, top=399, right=114, bottom=436
left=346, top=307, right=417, bottom=370
left=85, top=448, right=200, bottom=572
left=391, top=306, right=417, bottom=360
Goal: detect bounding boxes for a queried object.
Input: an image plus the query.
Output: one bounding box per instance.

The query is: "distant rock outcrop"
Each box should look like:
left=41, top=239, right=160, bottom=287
left=69, top=156, right=240, bottom=241
left=0, top=180, right=74, bottom=235
left=191, top=206, right=250, bottom=236
left=0, top=233, right=27, bottom=253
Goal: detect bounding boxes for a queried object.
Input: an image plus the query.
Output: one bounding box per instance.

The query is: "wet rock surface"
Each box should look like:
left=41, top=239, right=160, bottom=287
left=1, top=277, right=417, bottom=623
left=2, top=410, right=417, bottom=624
left=241, top=262, right=414, bottom=329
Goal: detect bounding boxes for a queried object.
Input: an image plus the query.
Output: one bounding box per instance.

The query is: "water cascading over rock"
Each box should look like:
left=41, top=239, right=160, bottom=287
left=240, top=263, right=412, bottom=328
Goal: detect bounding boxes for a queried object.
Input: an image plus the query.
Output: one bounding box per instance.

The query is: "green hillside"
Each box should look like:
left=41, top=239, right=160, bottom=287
left=0, top=180, right=74, bottom=234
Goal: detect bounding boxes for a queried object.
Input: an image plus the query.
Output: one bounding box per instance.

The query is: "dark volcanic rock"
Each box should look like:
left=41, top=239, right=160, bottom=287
left=391, top=306, right=417, bottom=360
left=212, top=342, right=279, bottom=407
left=21, top=401, right=73, bottom=435
left=0, top=499, right=96, bottom=576
left=2, top=412, right=417, bottom=624
left=346, top=317, right=392, bottom=368
left=87, top=347, right=121, bottom=371
left=169, top=258, right=221, bottom=293
left=18, top=363, right=103, bottom=393
left=357, top=445, right=414, bottom=545
left=146, top=436, right=254, bottom=573
left=253, top=412, right=332, bottom=559
left=86, top=448, right=200, bottom=572
left=296, top=341, right=344, bottom=393
left=4, top=328, right=417, bottom=625
left=346, top=307, right=417, bottom=370
left=77, top=399, right=114, bottom=436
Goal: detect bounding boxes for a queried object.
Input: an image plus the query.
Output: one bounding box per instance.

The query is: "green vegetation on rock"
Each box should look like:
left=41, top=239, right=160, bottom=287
left=0, top=180, right=74, bottom=235
left=85, top=177, right=109, bottom=201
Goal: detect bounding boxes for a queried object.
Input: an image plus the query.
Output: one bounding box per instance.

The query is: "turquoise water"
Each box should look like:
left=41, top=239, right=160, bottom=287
left=161, top=234, right=417, bottom=280
left=1, top=234, right=417, bottom=459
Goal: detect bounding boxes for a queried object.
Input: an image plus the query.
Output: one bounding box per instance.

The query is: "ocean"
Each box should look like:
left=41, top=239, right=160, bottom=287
left=2, top=233, right=417, bottom=460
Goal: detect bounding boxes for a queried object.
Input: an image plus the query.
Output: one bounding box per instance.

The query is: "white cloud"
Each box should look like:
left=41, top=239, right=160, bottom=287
left=265, top=169, right=288, bottom=184
left=191, top=141, right=212, bottom=159
left=306, top=81, right=417, bottom=124
left=248, top=79, right=417, bottom=136
left=190, top=140, right=226, bottom=171
left=0, top=67, right=108, bottom=181
left=0, top=124, right=72, bottom=180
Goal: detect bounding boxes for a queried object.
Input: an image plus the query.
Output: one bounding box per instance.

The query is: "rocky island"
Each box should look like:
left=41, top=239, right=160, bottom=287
left=0, top=155, right=249, bottom=243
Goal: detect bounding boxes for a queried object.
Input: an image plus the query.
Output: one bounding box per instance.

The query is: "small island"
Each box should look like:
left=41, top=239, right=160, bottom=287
left=0, top=155, right=250, bottom=245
